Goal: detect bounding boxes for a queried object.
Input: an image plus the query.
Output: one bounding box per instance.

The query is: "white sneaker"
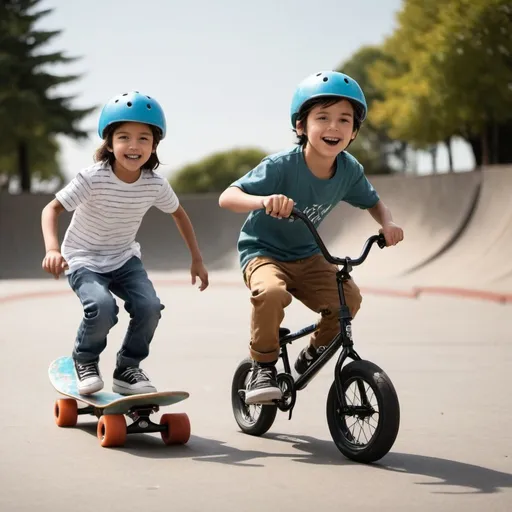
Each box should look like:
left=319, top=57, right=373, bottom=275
left=74, top=360, right=104, bottom=395
left=112, top=367, right=156, bottom=395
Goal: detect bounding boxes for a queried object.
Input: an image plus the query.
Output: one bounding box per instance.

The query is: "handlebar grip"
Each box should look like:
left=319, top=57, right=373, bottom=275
left=377, top=233, right=387, bottom=249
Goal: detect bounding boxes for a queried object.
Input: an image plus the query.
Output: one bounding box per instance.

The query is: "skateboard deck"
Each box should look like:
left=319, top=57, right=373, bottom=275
left=49, top=356, right=189, bottom=414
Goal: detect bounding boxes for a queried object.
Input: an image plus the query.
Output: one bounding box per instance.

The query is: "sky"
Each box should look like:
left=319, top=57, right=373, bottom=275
left=37, top=0, right=474, bottom=182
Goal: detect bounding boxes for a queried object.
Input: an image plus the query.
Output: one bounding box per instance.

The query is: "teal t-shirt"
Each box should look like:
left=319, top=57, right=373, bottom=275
left=230, top=145, right=379, bottom=271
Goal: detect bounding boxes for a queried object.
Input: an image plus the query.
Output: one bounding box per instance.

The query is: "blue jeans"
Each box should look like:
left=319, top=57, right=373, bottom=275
left=68, top=257, right=164, bottom=369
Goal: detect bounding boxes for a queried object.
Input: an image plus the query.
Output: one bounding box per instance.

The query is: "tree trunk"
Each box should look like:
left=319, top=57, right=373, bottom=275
left=18, top=140, right=31, bottom=192
left=497, top=121, right=512, bottom=163
left=467, top=120, right=512, bottom=168
left=445, top=137, right=453, bottom=172
left=481, top=126, right=489, bottom=167
left=468, top=136, right=482, bottom=169
left=430, top=145, right=438, bottom=173
left=492, top=121, right=499, bottom=164
left=399, top=141, right=407, bottom=172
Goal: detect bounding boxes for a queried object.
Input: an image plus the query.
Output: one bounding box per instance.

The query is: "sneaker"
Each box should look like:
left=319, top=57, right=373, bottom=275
left=74, top=360, right=104, bottom=395
left=112, top=367, right=157, bottom=395
left=245, top=362, right=282, bottom=405
left=294, top=345, right=326, bottom=375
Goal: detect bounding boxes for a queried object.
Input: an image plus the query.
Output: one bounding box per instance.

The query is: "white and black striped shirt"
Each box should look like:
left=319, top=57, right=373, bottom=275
left=56, top=162, right=179, bottom=274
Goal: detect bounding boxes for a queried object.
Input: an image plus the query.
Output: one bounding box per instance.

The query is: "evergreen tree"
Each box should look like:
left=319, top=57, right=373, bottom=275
left=0, top=0, right=95, bottom=191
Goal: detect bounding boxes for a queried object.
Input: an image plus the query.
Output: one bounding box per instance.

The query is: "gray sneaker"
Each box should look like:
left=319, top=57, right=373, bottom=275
left=245, top=362, right=282, bottom=404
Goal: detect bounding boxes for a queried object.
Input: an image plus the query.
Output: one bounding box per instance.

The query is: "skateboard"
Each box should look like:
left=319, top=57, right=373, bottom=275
left=49, top=356, right=190, bottom=448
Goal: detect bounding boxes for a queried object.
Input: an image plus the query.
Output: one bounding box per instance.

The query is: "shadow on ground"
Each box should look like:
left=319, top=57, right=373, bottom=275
left=76, top=423, right=511, bottom=494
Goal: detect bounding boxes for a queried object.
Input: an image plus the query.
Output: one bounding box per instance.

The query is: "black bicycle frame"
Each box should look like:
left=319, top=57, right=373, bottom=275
left=277, top=208, right=386, bottom=408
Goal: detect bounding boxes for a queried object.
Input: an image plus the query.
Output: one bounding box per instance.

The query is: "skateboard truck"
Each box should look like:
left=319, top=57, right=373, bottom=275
left=74, top=403, right=166, bottom=434
left=125, top=405, right=168, bottom=435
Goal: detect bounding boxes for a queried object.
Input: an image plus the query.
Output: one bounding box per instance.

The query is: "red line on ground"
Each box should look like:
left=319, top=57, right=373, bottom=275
left=0, top=281, right=510, bottom=305
left=414, top=286, right=512, bottom=304
left=0, top=289, right=71, bottom=304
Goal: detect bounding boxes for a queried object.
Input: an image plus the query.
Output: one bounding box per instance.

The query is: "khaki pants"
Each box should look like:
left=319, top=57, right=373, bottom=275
left=243, top=254, right=363, bottom=363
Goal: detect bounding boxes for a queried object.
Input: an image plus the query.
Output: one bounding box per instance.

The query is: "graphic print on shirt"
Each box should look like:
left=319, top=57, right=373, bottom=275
left=302, top=203, right=334, bottom=225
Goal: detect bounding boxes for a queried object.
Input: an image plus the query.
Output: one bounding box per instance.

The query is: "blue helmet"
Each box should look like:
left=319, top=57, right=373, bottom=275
left=290, top=71, right=367, bottom=127
left=97, top=91, right=167, bottom=139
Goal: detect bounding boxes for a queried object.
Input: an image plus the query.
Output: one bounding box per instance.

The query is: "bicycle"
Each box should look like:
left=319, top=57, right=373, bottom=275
left=231, top=207, right=400, bottom=463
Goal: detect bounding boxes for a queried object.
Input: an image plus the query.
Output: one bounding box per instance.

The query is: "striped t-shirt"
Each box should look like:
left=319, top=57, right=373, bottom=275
left=56, top=162, right=179, bottom=274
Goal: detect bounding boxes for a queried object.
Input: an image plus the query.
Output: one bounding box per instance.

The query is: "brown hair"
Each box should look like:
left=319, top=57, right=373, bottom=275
left=94, top=122, right=162, bottom=171
left=294, top=97, right=363, bottom=147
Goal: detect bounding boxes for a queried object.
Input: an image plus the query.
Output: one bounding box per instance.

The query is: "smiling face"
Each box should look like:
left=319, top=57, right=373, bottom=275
left=296, top=98, right=358, bottom=158
left=109, top=122, right=156, bottom=176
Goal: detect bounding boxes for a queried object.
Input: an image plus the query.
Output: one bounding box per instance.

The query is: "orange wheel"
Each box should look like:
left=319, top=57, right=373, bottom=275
left=160, top=413, right=191, bottom=445
left=54, top=399, right=78, bottom=427
left=97, top=415, right=127, bottom=447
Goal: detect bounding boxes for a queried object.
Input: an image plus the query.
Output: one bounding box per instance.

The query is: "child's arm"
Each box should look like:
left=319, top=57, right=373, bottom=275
left=218, top=186, right=265, bottom=212
left=367, top=200, right=404, bottom=246
left=41, top=199, right=69, bottom=278
left=170, top=205, right=209, bottom=291
left=219, top=186, right=294, bottom=218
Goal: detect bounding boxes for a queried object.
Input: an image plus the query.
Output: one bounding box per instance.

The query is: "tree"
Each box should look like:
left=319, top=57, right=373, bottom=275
left=0, top=0, right=95, bottom=192
left=337, top=46, right=403, bottom=174
left=170, top=147, right=268, bottom=194
left=432, top=0, right=512, bottom=165
left=369, top=0, right=449, bottom=159
left=0, top=132, right=63, bottom=191
left=369, top=0, right=512, bottom=167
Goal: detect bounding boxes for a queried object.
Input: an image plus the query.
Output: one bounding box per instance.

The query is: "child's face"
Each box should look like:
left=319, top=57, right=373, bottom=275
left=109, top=122, right=156, bottom=173
left=297, top=99, right=357, bottom=158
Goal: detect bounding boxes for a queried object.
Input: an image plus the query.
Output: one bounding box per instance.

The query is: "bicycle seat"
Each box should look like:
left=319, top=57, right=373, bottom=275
left=279, top=327, right=291, bottom=338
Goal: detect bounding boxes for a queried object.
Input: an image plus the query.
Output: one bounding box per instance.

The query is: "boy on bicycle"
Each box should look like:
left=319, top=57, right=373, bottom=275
left=219, top=71, right=404, bottom=404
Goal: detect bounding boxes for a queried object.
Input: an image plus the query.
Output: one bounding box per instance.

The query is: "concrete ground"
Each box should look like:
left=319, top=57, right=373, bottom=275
left=0, top=271, right=510, bottom=512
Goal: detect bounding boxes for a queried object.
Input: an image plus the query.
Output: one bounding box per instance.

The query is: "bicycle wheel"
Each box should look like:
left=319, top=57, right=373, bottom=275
left=231, top=357, right=278, bottom=436
left=326, top=360, right=400, bottom=463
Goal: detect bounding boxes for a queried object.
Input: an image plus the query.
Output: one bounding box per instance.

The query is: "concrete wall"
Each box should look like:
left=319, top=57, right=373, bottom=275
left=0, top=193, right=244, bottom=279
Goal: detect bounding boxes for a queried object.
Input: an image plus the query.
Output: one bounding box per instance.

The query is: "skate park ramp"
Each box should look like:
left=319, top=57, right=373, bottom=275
left=316, top=170, right=482, bottom=286
left=399, top=165, right=512, bottom=294
left=317, top=165, right=512, bottom=299
left=1, top=165, right=511, bottom=299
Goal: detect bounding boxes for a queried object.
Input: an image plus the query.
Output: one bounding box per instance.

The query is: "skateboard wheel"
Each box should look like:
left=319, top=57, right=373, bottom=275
left=97, top=415, right=127, bottom=447
left=54, top=399, right=78, bottom=427
left=160, top=413, right=191, bottom=445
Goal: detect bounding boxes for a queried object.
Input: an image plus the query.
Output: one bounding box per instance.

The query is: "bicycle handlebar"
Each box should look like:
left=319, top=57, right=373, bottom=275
left=289, top=207, right=386, bottom=267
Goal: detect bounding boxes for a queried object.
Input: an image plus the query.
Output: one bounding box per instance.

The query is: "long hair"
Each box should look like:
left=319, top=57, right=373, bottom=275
left=94, top=122, right=162, bottom=171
